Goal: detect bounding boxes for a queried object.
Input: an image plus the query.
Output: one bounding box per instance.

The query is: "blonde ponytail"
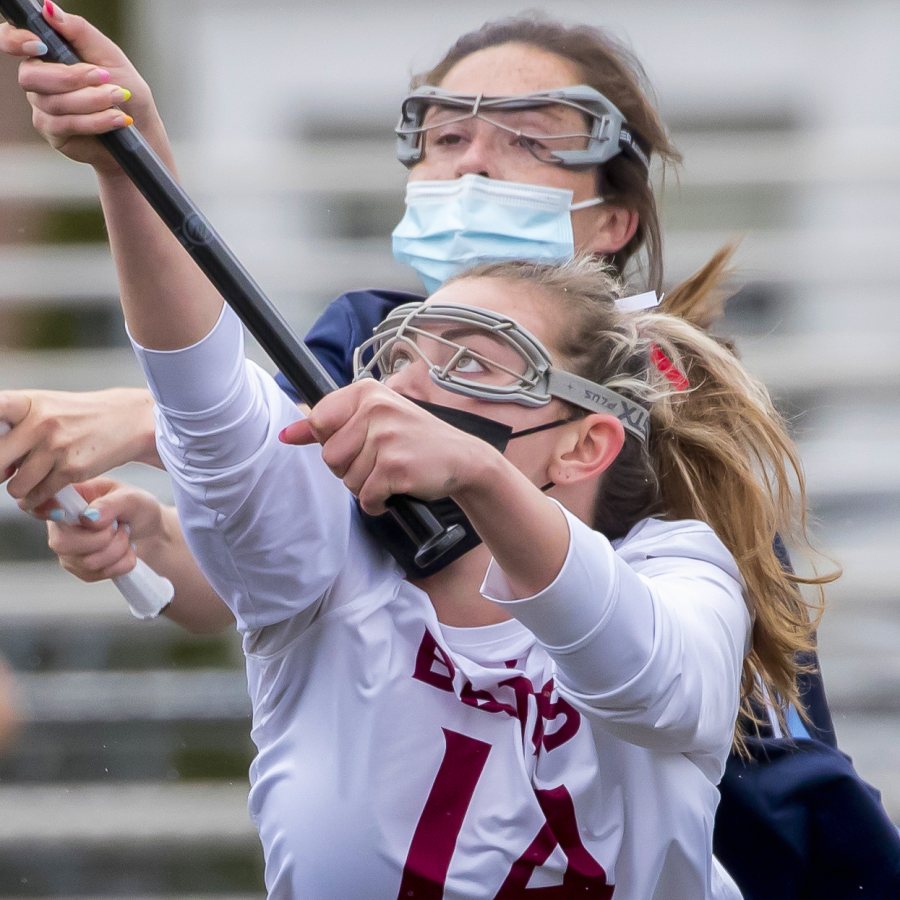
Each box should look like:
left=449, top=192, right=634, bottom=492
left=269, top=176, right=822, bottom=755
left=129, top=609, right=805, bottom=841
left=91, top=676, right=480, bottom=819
left=660, top=242, right=739, bottom=330
left=455, top=255, right=837, bottom=749
left=637, top=312, right=832, bottom=746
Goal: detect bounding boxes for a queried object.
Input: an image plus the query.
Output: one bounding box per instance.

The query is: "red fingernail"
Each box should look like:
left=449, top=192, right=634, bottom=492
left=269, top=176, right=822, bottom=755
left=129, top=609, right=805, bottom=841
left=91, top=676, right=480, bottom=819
left=44, top=1, right=56, bottom=18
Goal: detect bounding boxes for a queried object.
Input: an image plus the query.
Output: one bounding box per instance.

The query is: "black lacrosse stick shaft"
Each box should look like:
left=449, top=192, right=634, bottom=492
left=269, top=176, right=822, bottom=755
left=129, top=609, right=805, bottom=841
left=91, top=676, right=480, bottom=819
left=0, top=0, right=464, bottom=566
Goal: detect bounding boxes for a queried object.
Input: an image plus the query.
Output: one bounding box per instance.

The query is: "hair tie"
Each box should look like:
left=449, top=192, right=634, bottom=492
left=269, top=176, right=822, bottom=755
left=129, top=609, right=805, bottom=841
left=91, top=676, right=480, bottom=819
left=650, top=343, right=689, bottom=391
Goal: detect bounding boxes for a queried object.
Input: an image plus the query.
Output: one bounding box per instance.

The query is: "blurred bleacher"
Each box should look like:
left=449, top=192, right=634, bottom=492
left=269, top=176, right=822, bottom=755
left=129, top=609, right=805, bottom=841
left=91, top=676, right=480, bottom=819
left=1, top=0, right=899, bottom=895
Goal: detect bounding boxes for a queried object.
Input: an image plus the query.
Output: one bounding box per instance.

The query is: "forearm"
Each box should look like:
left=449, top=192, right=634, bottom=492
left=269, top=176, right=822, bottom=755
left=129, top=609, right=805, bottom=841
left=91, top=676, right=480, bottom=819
left=96, top=387, right=161, bottom=468
left=96, top=154, right=223, bottom=351
left=453, top=453, right=570, bottom=597
left=482, top=513, right=748, bottom=753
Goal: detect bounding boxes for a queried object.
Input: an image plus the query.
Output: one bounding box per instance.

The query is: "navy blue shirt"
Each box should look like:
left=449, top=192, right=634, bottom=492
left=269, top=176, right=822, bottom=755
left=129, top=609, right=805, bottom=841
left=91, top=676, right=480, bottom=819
left=275, top=288, right=423, bottom=404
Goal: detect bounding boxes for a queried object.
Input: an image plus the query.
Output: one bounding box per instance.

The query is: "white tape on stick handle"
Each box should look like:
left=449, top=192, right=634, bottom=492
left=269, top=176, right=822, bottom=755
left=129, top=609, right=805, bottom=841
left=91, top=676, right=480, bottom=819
left=1, top=421, right=174, bottom=619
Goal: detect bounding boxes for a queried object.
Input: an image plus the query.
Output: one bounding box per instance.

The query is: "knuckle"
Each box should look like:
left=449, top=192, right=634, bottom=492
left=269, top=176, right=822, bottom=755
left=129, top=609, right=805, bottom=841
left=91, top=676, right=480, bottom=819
left=43, top=414, right=63, bottom=440
left=320, top=442, right=336, bottom=466
left=321, top=445, right=346, bottom=476
left=379, top=460, right=409, bottom=494
left=64, top=67, right=87, bottom=92
left=18, top=59, right=39, bottom=88
left=56, top=463, right=78, bottom=486
left=31, top=107, right=48, bottom=132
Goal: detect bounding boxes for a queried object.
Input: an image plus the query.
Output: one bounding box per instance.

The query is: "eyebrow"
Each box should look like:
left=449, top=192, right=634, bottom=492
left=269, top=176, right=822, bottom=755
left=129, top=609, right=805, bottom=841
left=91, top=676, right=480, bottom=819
left=430, top=323, right=513, bottom=344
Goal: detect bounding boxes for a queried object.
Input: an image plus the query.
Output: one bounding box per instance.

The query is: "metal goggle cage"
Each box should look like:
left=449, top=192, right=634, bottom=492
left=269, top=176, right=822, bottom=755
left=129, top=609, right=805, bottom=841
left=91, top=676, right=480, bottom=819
left=353, top=303, right=650, bottom=442
left=395, top=84, right=650, bottom=172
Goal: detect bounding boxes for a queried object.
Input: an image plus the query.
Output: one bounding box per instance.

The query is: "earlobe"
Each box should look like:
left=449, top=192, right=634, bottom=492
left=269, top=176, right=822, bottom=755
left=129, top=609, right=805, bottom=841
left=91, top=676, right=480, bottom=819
left=548, top=415, right=625, bottom=486
left=585, top=205, right=640, bottom=256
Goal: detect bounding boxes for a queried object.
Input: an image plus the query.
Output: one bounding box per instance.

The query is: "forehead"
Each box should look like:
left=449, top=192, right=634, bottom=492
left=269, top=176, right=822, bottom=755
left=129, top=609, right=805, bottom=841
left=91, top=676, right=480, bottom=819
left=438, top=42, right=584, bottom=96
left=426, top=277, right=556, bottom=347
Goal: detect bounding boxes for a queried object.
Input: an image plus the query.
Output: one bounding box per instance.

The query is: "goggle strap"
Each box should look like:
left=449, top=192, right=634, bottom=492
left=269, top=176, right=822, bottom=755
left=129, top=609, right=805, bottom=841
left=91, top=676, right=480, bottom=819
left=619, top=127, right=651, bottom=170
left=547, top=370, right=650, bottom=442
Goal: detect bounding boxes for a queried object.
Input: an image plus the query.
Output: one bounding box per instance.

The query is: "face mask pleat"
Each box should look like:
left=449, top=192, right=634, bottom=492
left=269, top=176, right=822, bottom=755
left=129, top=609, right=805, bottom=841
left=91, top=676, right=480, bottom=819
left=392, top=175, right=602, bottom=294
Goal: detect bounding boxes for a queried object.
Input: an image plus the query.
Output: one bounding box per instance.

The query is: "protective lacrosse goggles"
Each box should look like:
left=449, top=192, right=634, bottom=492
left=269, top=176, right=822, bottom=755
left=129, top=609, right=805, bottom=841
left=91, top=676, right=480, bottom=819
left=395, top=84, right=650, bottom=172
left=353, top=302, right=650, bottom=442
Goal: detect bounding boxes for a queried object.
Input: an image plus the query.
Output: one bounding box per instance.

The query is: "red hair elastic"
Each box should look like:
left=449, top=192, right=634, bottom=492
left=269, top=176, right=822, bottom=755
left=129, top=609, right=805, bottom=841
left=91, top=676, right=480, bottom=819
left=650, top=343, right=690, bottom=391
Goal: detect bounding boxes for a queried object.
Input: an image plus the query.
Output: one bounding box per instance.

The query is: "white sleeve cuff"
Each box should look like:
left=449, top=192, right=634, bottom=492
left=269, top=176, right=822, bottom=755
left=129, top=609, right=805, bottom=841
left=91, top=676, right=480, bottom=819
left=129, top=304, right=245, bottom=414
left=480, top=502, right=621, bottom=651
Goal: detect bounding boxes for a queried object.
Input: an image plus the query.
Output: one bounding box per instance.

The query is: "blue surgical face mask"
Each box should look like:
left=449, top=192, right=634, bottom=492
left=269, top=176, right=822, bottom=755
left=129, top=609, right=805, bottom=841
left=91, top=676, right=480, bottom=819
left=391, top=174, right=603, bottom=294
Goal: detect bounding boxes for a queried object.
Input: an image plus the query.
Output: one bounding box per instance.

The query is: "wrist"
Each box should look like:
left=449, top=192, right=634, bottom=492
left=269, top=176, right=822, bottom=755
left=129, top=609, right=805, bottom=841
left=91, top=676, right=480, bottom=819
left=136, top=502, right=176, bottom=560
left=451, top=446, right=509, bottom=507
left=128, top=390, right=162, bottom=467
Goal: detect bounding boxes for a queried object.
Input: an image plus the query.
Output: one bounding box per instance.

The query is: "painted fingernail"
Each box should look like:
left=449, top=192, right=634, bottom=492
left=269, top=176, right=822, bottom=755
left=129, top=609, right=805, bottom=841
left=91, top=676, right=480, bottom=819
left=89, top=68, right=111, bottom=85
left=112, top=87, right=132, bottom=103
left=23, top=40, right=49, bottom=56
left=81, top=507, right=101, bottom=522
left=119, top=114, right=134, bottom=127
left=48, top=508, right=67, bottom=523
left=44, top=1, right=57, bottom=18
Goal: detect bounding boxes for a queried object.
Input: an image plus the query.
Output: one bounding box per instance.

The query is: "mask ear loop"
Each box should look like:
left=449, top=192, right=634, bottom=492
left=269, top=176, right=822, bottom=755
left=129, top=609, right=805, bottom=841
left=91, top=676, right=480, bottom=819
left=570, top=196, right=605, bottom=211
left=508, top=415, right=580, bottom=441
left=510, top=414, right=586, bottom=494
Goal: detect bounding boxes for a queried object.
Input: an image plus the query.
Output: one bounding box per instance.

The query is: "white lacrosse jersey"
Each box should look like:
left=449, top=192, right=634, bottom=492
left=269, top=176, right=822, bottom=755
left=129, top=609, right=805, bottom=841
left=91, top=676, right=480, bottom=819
left=134, top=307, right=747, bottom=899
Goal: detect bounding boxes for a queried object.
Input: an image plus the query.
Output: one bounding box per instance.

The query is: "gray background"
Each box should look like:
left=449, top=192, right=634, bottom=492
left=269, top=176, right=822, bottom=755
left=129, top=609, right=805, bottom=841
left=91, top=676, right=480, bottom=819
left=1, top=0, right=898, bottom=895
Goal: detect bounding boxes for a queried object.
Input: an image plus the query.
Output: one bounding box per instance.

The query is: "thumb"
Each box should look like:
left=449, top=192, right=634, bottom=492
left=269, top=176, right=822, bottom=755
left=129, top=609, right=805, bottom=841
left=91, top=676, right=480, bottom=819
left=40, top=2, right=130, bottom=69
left=39, top=477, right=120, bottom=528
left=72, top=476, right=134, bottom=528
left=79, top=480, right=165, bottom=542
left=279, top=419, right=319, bottom=446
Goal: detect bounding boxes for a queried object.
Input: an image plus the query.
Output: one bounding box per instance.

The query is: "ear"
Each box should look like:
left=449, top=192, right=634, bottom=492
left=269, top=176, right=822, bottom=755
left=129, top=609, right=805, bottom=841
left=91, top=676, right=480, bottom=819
left=547, top=414, right=625, bottom=487
left=582, top=204, right=640, bottom=256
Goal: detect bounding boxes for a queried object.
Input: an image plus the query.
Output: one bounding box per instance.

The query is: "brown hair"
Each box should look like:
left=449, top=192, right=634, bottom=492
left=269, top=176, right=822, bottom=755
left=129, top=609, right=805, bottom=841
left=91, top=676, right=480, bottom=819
left=453, top=257, right=836, bottom=751
left=414, top=14, right=682, bottom=293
